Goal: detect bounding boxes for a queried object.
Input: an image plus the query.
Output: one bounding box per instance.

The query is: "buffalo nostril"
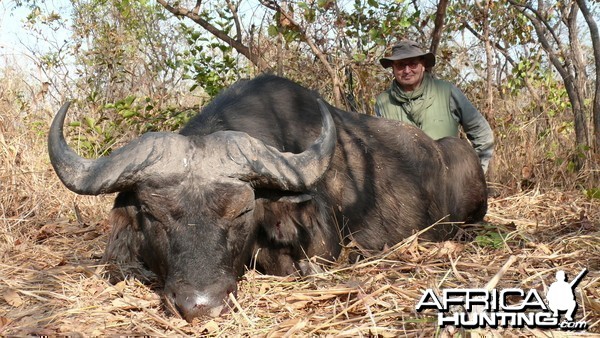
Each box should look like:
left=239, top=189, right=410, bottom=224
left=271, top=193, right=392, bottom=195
left=170, top=289, right=227, bottom=321
left=165, top=280, right=238, bottom=321
left=164, top=278, right=237, bottom=322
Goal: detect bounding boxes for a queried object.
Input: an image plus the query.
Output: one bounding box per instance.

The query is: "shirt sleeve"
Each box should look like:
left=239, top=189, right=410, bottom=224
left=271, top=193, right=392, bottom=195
left=374, top=93, right=385, bottom=118
left=374, top=103, right=382, bottom=117
left=450, top=86, right=494, bottom=174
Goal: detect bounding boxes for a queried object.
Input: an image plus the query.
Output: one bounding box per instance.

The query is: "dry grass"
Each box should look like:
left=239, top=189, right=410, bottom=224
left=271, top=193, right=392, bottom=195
left=1, top=71, right=599, bottom=337
left=1, top=190, right=598, bottom=337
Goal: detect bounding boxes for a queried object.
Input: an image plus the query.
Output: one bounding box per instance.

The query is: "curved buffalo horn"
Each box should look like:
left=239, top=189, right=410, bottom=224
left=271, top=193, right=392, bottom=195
left=48, top=102, right=192, bottom=195
left=220, top=99, right=337, bottom=191
left=49, top=99, right=336, bottom=195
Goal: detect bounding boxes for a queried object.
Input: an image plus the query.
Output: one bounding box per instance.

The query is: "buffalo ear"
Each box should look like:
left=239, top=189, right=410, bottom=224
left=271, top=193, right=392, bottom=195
left=103, top=192, right=143, bottom=265
left=102, top=192, right=149, bottom=284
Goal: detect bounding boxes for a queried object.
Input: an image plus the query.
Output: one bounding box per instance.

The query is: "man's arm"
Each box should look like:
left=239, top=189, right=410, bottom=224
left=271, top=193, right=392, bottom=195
left=450, top=86, right=494, bottom=174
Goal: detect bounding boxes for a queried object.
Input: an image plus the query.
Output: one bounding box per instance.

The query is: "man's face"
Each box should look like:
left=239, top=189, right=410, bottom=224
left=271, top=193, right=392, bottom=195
left=392, top=57, right=426, bottom=92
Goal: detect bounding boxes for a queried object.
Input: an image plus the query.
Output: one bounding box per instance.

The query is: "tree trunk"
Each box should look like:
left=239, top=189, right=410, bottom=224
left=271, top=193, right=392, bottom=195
left=429, top=0, right=450, bottom=56
left=577, top=0, right=600, bottom=153
left=481, top=0, right=494, bottom=121
left=565, top=2, right=590, bottom=155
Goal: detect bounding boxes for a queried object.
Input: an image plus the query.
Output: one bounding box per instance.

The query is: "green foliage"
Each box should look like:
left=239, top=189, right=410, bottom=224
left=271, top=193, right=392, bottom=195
left=545, top=84, right=570, bottom=119
left=472, top=224, right=518, bottom=249
left=70, top=96, right=193, bottom=158
left=504, top=54, right=550, bottom=96
left=341, top=0, right=416, bottom=48
left=177, top=21, right=241, bottom=98
left=104, top=95, right=192, bottom=133
left=70, top=0, right=181, bottom=102
left=456, top=1, right=533, bottom=45
left=267, top=21, right=302, bottom=44
left=474, top=232, right=506, bottom=249
left=585, top=188, right=600, bottom=199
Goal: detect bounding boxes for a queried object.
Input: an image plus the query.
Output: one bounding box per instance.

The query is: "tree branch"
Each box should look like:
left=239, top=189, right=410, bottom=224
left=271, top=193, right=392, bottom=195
left=259, top=1, right=344, bottom=106
left=156, top=0, right=269, bottom=70
left=225, top=0, right=242, bottom=42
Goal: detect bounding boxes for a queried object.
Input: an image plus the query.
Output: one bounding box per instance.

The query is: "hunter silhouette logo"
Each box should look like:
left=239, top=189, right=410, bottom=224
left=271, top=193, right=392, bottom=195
left=546, top=269, right=587, bottom=322
left=416, top=268, right=589, bottom=330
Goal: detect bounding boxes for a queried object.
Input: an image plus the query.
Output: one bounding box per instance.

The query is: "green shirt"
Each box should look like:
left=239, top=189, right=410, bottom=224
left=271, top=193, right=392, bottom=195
left=375, top=73, right=494, bottom=173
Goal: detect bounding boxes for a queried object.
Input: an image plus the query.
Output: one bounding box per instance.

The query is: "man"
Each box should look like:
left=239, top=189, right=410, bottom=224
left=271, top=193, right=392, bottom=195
left=375, top=40, right=494, bottom=174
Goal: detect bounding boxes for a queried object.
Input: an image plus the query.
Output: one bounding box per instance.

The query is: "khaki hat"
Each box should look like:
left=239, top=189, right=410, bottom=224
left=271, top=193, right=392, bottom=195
left=379, top=40, right=436, bottom=68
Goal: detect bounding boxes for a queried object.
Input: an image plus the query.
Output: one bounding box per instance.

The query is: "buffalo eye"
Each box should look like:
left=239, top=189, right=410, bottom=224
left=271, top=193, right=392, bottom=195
left=208, top=182, right=255, bottom=221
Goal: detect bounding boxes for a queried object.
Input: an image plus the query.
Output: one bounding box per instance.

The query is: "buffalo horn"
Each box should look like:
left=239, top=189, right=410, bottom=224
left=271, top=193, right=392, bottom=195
left=221, top=99, right=337, bottom=191
left=49, top=99, right=336, bottom=195
left=48, top=102, right=191, bottom=195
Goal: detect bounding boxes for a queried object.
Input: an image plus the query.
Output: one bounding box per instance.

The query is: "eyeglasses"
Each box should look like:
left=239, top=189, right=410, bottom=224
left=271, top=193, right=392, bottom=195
left=392, top=60, right=421, bottom=70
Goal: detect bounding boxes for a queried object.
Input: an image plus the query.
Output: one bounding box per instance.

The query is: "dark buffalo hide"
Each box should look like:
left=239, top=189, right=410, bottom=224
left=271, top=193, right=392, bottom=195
left=49, top=74, right=487, bottom=321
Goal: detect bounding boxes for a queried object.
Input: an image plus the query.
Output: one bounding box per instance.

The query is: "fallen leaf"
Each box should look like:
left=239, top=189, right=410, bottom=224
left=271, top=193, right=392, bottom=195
left=200, top=320, right=219, bottom=333
left=114, top=280, right=128, bottom=293
left=435, top=241, right=465, bottom=258
left=3, top=289, right=23, bottom=307
left=36, top=223, right=60, bottom=241
left=111, top=297, right=141, bottom=310
left=0, top=316, right=12, bottom=332
left=111, top=295, right=153, bottom=310
left=288, top=300, right=311, bottom=309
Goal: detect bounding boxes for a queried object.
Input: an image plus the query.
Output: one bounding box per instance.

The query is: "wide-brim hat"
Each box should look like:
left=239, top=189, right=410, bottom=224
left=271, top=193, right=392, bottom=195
left=379, top=40, right=436, bottom=68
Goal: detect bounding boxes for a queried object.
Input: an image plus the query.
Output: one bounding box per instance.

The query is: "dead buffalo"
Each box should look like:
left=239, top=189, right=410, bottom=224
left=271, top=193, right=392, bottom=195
left=48, top=74, right=487, bottom=321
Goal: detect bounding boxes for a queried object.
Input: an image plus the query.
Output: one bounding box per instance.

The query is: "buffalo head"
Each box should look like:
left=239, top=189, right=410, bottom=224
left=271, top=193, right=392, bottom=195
left=48, top=99, right=336, bottom=321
